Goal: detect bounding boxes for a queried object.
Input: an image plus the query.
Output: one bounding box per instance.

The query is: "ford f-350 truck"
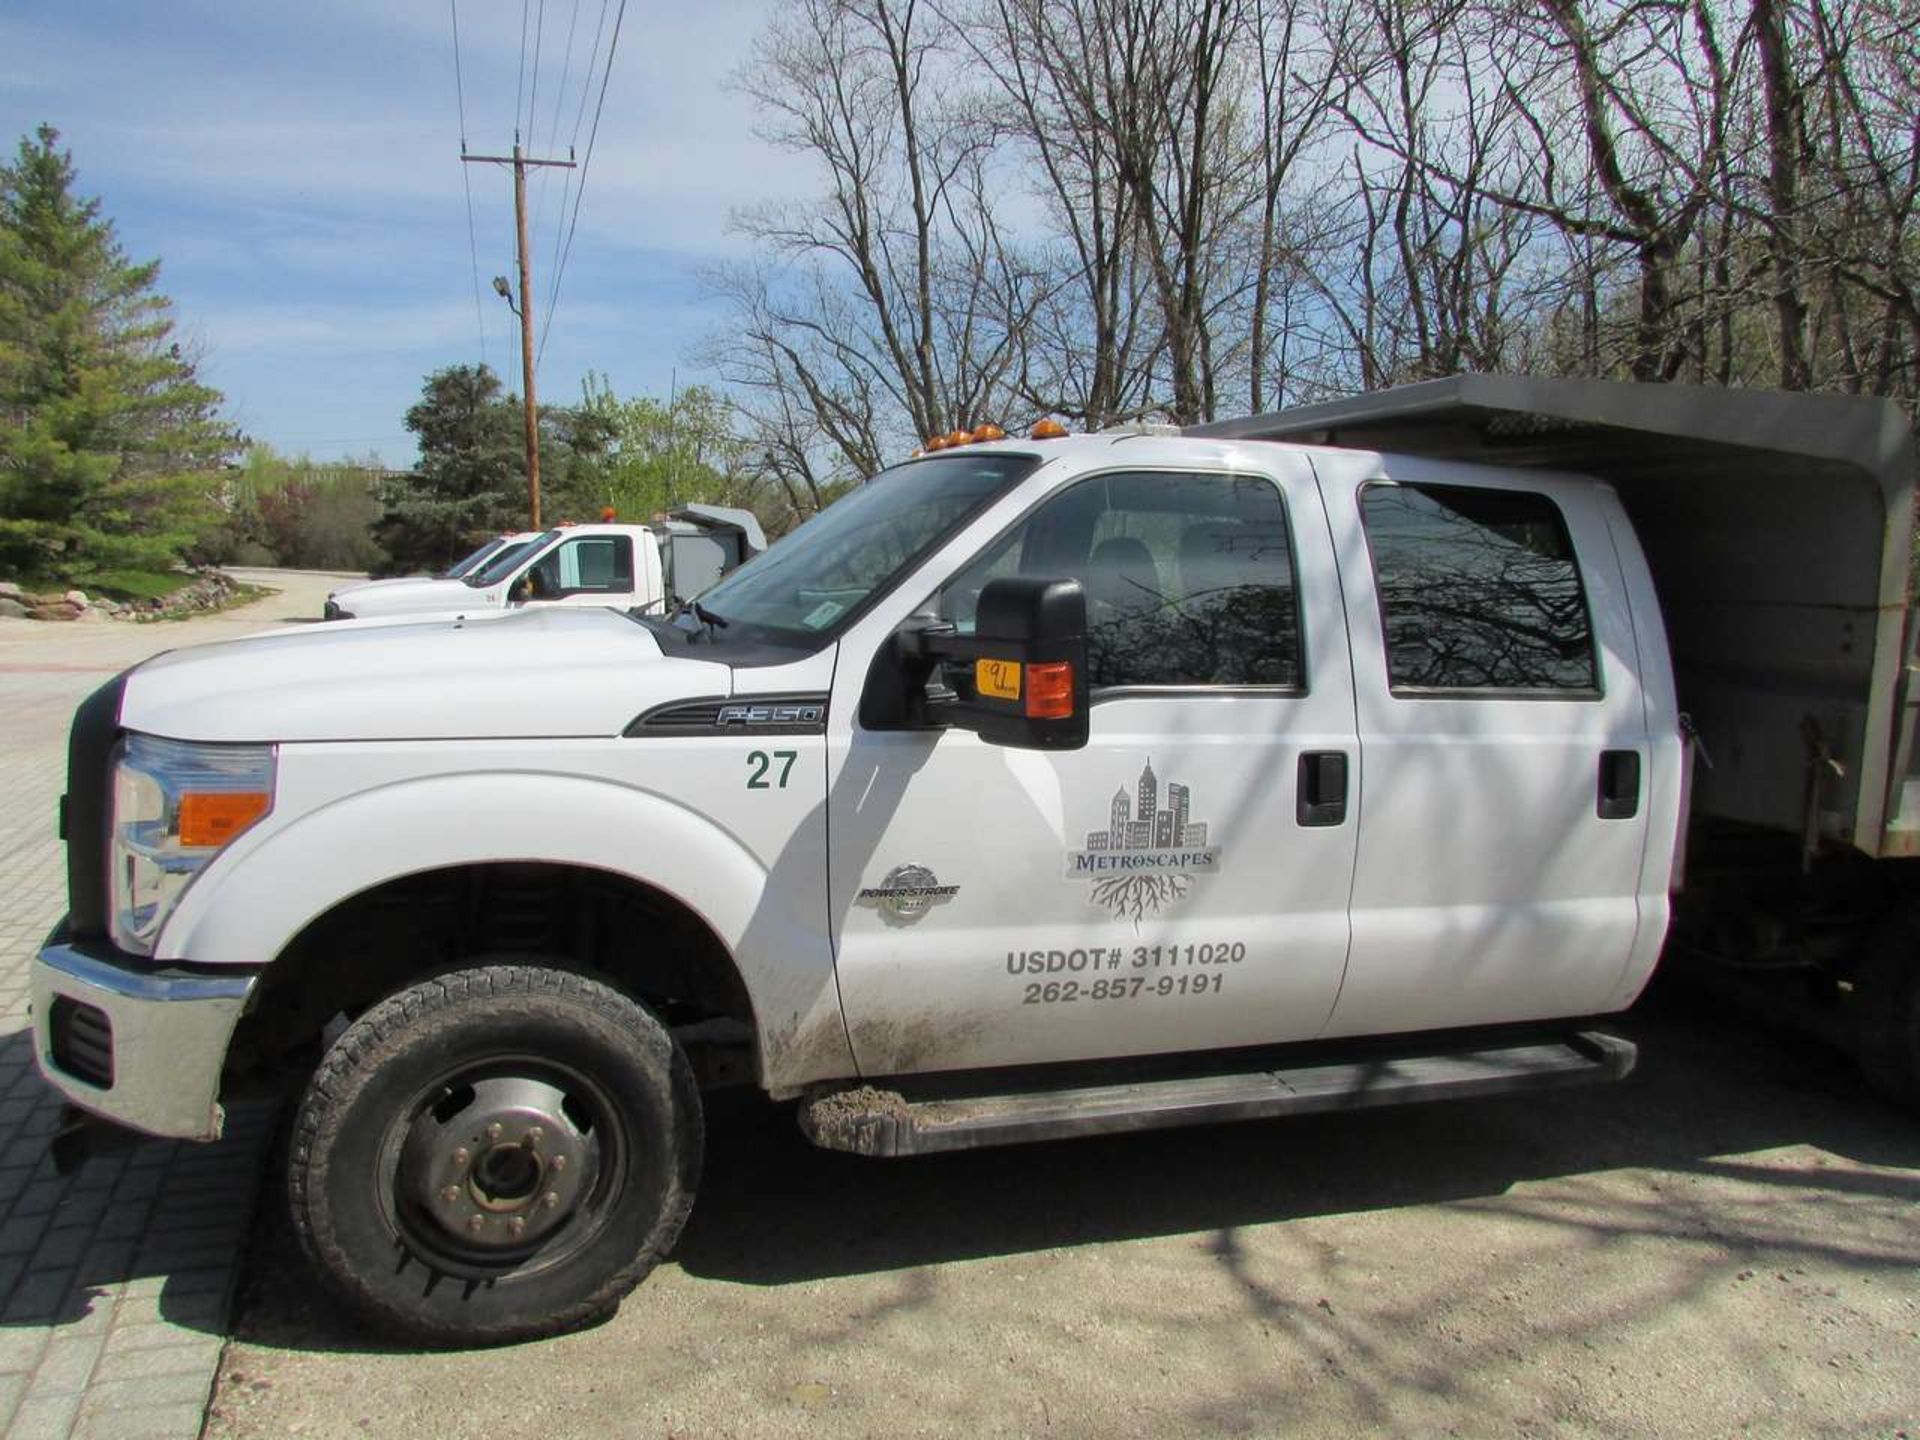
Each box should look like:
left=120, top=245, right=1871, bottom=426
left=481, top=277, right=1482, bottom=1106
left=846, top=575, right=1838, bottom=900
left=31, top=377, right=1917, bottom=1344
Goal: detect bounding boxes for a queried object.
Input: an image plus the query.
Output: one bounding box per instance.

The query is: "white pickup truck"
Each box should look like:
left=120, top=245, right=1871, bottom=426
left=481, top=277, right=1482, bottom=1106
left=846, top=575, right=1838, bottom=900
left=322, top=532, right=543, bottom=617
left=32, top=377, right=1918, bottom=1346
left=321, top=507, right=767, bottom=622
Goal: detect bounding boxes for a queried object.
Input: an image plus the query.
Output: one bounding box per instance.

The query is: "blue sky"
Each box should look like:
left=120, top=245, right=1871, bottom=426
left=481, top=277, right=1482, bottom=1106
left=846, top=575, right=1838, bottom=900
left=0, top=0, right=791, bottom=464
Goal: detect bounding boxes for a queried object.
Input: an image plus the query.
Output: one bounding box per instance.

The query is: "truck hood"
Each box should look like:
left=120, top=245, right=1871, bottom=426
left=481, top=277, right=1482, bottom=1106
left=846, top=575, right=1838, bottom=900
left=121, top=607, right=733, bottom=743
left=328, top=574, right=438, bottom=600
left=334, top=577, right=492, bottom=617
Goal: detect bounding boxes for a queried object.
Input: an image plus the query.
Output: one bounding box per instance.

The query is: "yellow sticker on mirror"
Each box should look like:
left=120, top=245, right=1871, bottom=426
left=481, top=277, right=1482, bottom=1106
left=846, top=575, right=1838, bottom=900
left=976, top=658, right=1022, bottom=700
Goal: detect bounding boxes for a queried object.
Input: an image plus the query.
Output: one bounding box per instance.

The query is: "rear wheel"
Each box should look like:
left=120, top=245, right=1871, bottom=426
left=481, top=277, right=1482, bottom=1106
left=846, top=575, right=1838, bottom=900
left=1857, top=908, right=1920, bottom=1110
left=289, top=964, right=702, bottom=1345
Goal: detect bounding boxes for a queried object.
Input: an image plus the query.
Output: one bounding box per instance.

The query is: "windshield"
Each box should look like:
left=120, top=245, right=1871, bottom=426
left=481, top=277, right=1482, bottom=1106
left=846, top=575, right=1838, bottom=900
left=688, top=452, right=1041, bottom=638
left=467, top=531, right=556, bottom=587
left=443, top=536, right=508, bottom=579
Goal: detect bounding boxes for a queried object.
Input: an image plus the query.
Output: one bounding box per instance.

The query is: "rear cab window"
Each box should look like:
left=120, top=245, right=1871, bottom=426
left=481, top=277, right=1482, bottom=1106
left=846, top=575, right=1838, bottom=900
left=1359, top=482, right=1598, bottom=696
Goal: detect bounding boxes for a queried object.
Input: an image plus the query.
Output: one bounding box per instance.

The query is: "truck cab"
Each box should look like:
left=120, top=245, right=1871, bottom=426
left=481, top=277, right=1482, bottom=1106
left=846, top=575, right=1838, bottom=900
left=30, top=380, right=1915, bottom=1347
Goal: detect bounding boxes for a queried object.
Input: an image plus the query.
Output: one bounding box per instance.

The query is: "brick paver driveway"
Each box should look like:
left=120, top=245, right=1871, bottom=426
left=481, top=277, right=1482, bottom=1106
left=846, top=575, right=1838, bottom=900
left=0, top=571, right=354, bottom=1440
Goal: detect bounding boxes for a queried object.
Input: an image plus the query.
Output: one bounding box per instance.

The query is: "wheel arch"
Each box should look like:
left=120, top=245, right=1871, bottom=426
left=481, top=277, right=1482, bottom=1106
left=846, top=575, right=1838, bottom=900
left=162, top=771, right=852, bottom=1093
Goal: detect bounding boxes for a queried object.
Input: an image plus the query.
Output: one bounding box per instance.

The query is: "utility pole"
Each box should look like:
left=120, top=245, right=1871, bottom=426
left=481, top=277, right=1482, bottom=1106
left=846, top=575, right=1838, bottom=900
left=462, top=140, right=575, bottom=528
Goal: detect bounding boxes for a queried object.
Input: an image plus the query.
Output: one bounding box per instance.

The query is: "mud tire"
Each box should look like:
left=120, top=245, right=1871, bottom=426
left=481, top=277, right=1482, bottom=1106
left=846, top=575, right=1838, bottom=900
left=288, top=964, right=702, bottom=1345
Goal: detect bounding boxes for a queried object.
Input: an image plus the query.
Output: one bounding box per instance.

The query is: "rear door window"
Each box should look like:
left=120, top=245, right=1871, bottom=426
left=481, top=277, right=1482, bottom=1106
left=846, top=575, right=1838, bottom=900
left=1359, top=483, right=1597, bottom=694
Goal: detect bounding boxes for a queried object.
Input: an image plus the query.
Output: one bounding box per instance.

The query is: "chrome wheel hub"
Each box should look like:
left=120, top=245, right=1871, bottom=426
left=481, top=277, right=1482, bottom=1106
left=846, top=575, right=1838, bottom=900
left=399, top=1076, right=599, bottom=1252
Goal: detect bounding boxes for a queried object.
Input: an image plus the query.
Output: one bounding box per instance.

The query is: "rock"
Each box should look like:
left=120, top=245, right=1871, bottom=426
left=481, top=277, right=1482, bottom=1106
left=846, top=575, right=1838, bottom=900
left=64, top=589, right=89, bottom=607
left=0, top=597, right=27, bottom=618
left=0, top=581, right=22, bottom=600
left=75, top=608, right=111, bottom=623
left=30, top=601, right=81, bottom=622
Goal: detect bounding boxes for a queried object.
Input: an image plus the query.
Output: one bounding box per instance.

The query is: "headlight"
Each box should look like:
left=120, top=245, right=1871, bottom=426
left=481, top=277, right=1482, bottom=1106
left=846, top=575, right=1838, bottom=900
left=109, top=733, right=276, bottom=956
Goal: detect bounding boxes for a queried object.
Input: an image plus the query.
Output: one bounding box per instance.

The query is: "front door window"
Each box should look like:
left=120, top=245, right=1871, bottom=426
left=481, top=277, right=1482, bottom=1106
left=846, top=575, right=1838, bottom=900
left=523, top=535, right=634, bottom=600
left=938, top=470, right=1303, bottom=690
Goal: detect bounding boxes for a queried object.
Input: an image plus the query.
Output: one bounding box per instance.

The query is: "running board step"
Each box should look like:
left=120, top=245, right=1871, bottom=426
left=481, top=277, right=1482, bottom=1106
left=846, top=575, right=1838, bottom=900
left=799, top=1031, right=1635, bottom=1157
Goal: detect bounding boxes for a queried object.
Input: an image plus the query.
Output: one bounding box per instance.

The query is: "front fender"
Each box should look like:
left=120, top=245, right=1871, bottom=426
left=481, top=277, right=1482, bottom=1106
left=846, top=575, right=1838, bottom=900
left=158, top=771, right=852, bottom=1090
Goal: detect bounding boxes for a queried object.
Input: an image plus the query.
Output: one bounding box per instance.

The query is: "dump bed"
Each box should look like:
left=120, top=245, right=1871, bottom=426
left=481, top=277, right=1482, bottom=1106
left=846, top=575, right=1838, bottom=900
left=1191, top=377, right=1918, bottom=859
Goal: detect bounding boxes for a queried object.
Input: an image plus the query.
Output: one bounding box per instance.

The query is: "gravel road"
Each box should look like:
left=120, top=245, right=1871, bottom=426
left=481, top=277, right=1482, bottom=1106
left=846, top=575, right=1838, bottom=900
left=208, top=1000, right=1918, bottom=1439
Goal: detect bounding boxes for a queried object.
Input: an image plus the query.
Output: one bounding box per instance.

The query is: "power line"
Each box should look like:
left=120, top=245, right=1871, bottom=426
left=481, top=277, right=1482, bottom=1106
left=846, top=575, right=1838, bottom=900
left=541, top=0, right=583, bottom=161
left=515, top=0, right=531, bottom=140
left=540, top=0, right=609, bottom=332
left=450, top=0, right=489, bottom=370
left=536, top=0, right=625, bottom=372
left=526, top=0, right=547, bottom=147
left=530, top=0, right=584, bottom=268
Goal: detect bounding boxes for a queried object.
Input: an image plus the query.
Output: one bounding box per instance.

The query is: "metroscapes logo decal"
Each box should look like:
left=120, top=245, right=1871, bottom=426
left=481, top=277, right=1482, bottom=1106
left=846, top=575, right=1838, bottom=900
left=1066, top=759, right=1219, bottom=923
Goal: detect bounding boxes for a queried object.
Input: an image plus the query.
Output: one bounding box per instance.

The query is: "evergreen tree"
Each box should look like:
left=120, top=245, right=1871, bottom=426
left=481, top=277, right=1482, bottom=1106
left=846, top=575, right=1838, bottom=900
left=377, top=363, right=622, bottom=572
left=376, top=364, right=527, bottom=572
left=0, top=124, right=235, bottom=584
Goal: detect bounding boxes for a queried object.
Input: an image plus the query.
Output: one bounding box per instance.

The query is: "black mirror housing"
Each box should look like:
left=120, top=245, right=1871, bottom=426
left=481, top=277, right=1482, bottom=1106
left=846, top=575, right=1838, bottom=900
left=904, top=577, right=1090, bottom=750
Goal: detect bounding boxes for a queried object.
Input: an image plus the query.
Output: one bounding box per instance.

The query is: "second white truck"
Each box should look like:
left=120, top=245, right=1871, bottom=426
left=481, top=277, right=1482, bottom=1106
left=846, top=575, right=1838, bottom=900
left=321, top=507, right=766, bottom=622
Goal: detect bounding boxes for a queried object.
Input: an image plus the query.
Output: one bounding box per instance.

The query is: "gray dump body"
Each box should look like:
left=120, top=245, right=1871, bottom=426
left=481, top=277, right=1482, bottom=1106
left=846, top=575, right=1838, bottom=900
left=1190, top=376, right=1919, bottom=859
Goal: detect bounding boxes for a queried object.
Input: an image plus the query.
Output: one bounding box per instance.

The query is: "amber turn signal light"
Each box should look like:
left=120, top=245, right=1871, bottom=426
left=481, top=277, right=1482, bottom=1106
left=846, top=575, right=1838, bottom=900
left=1024, top=661, right=1075, bottom=720
left=178, top=791, right=271, bottom=848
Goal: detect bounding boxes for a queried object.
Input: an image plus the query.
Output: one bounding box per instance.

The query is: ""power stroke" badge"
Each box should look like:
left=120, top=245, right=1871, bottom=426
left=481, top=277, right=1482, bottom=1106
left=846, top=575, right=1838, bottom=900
left=856, top=864, right=960, bottom=923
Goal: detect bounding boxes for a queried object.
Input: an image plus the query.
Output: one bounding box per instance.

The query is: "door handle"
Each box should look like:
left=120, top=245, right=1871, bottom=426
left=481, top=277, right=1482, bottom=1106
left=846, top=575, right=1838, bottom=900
left=1297, top=751, right=1348, bottom=827
left=1597, top=749, right=1641, bottom=820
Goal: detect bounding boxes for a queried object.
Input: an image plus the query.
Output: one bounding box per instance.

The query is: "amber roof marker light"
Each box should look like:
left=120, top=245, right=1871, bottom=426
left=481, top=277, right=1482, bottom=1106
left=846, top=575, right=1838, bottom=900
left=1031, top=418, right=1069, bottom=439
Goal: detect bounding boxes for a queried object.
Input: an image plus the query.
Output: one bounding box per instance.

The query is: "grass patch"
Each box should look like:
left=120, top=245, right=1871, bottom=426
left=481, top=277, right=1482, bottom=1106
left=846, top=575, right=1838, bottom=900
left=86, top=568, right=191, bottom=602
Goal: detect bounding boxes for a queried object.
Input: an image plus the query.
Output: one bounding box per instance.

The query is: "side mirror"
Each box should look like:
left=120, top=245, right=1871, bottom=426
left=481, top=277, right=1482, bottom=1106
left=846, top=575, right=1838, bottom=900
left=905, top=577, right=1089, bottom=750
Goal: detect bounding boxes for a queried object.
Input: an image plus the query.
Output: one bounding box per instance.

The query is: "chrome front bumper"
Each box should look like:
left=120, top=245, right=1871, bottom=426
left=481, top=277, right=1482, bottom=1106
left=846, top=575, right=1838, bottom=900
left=31, top=937, right=258, bottom=1142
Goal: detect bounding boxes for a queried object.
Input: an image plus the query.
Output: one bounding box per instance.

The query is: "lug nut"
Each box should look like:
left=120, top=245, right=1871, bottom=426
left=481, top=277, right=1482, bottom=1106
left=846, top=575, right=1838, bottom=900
left=440, top=1185, right=461, bottom=1204
left=509, top=1217, right=527, bottom=1236
left=551, top=1155, right=567, bottom=1173
left=468, top=1214, right=486, bottom=1232
left=526, top=1126, right=544, bottom=1146
left=453, top=1148, right=470, bottom=1168
left=542, top=1191, right=560, bottom=1209
left=485, top=1123, right=504, bottom=1141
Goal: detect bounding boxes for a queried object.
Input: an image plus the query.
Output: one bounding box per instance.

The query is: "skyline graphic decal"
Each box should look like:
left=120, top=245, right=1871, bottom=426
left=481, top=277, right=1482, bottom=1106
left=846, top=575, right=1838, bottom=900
left=1066, top=759, right=1220, bottom=923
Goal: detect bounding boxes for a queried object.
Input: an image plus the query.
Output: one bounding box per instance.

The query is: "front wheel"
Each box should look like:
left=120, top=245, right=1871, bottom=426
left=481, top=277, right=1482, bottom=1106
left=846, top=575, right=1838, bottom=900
left=289, top=964, right=702, bottom=1345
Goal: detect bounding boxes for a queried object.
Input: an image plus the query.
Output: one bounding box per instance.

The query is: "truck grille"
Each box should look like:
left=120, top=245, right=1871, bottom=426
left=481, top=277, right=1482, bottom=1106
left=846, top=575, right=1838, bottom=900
left=49, top=997, right=114, bottom=1089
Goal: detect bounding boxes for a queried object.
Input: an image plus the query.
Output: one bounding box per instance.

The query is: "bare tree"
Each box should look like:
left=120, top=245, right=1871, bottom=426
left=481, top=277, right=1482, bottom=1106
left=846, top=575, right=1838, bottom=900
left=722, top=0, right=1033, bottom=459
left=705, top=0, right=1917, bottom=474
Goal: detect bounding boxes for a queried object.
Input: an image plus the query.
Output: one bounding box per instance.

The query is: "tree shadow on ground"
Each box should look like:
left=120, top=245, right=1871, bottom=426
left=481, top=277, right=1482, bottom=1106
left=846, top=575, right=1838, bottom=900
left=224, top=990, right=1918, bottom=1355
